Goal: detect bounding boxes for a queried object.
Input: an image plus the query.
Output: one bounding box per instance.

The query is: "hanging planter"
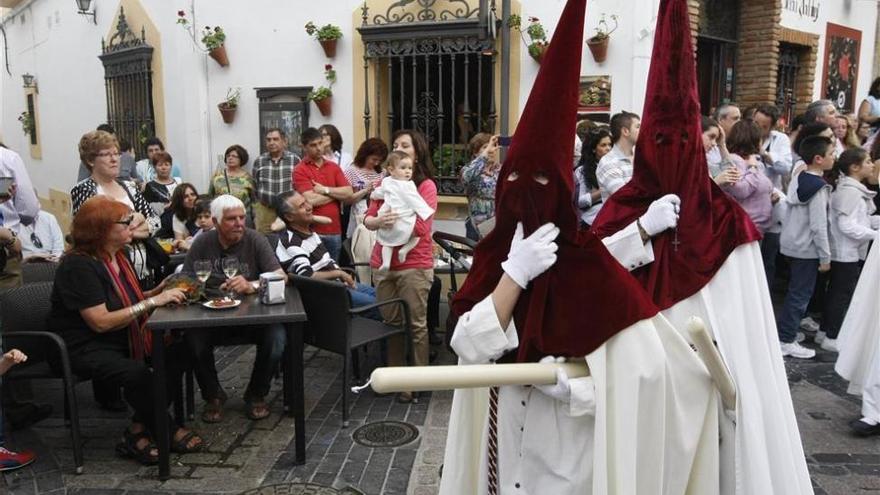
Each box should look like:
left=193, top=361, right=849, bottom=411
left=314, top=97, right=333, bottom=117
left=586, top=14, right=618, bottom=64
left=217, top=87, right=240, bottom=124
left=306, top=22, right=342, bottom=58
left=528, top=42, right=548, bottom=64
left=509, top=15, right=549, bottom=64
left=308, top=64, right=336, bottom=117
left=209, top=45, right=229, bottom=67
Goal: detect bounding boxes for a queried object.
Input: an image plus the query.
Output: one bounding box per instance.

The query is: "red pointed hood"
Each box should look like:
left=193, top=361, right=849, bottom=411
left=452, top=0, right=659, bottom=362
left=591, top=0, right=760, bottom=309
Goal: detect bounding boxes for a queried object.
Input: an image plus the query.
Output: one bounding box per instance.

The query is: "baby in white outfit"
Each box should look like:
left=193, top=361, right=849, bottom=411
left=371, top=151, right=435, bottom=270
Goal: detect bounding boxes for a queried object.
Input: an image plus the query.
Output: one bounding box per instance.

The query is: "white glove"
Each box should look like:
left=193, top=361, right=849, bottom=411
left=501, top=222, right=560, bottom=289
left=638, top=194, right=681, bottom=236
left=535, top=356, right=571, bottom=403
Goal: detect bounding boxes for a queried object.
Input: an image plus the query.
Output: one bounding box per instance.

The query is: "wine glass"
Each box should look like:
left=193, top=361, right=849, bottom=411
left=194, top=260, right=212, bottom=293
left=222, top=257, right=240, bottom=299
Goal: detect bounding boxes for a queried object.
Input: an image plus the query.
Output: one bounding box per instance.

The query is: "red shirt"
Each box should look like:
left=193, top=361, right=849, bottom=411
left=366, top=179, right=438, bottom=270
left=292, top=157, right=348, bottom=235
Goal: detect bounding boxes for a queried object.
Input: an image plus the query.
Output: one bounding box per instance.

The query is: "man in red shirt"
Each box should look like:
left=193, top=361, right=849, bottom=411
left=292, top=127, right=353, bottom=260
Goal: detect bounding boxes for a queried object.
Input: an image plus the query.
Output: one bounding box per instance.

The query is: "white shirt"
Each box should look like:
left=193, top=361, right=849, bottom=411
left=595, top=144, right=634, bottom=203
left=19, top=211, right=64, bottom=258
left=0, top=147, right=40, bottom=233
left=372, top=177, right=434, bottom=246
left=761, top=130, right=793, bottom=190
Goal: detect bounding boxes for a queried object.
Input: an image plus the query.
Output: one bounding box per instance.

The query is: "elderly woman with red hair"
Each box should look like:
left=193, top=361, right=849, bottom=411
left=48, top=195, right=202, bottom=465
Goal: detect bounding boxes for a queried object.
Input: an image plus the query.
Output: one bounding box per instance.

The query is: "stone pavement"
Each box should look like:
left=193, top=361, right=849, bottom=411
left=0, top=309, right=878, bottom=494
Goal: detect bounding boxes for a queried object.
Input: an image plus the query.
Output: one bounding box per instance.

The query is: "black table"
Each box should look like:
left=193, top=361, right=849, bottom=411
left=148, top=286, right=308, bottom=480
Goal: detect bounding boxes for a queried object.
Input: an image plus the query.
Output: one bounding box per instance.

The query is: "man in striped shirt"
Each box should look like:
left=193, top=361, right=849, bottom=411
left=274, top=191, right=380, bottom=319
left=252, top=129, right=301, bottom=233
left=596, top=111, right=640, bottom=203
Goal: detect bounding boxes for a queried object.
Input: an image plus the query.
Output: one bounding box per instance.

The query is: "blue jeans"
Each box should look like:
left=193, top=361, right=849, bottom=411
left=777, top=258, right=819, bottom=343
left=760, top=232, right=780, bottom=291
left=320, top=234, right=342, bottom=262
left=348, top=283, right=381, bottom=321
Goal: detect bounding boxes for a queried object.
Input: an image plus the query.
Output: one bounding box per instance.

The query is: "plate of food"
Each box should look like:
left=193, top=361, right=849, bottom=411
left=164, top=273, right=204, bottom=303
left=202, top=296, right=241, bottom=310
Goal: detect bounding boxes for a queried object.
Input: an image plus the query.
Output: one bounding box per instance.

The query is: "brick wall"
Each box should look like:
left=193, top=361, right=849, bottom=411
left=735, top=0, right=782, bottom=107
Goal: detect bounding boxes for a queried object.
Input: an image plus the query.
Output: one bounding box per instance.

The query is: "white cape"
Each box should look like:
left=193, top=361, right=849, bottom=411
left=835, top=232, right=880, bottom=398
left=661, top=242, right=813, bottom=495
left=439, top=314, right=719, bottom=495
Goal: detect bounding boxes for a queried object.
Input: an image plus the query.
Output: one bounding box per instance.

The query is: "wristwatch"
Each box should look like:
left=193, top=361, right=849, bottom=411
left=323, top=186, right=330, bottom=195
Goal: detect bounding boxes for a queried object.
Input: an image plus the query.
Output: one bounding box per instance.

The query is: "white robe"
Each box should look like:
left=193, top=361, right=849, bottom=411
left=835, top=232, right=880, bottom=423
left=439, top=223, right=720, bottom=495
left=372, top=177, right=435, bottom=246
left=658, top=241, right=813, bottom=495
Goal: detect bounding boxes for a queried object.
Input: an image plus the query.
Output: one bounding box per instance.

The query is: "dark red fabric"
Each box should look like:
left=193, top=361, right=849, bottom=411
left=452, top=0, right=659, bottom=363
left=591, top=0, right=761, bottom=310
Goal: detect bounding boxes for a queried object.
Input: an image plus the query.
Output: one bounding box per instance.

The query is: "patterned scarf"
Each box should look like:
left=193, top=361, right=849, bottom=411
left=102, top=251, right=151, bottom=360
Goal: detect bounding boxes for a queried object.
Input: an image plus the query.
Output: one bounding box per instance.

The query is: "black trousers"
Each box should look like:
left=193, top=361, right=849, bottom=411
left=820, top=261, right=863, bottom=339
left=69, top=340, right=187, bottom=432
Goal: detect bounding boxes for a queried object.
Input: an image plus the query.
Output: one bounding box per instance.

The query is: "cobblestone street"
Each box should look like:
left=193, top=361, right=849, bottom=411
left=0, top=307, right=878, bottom=494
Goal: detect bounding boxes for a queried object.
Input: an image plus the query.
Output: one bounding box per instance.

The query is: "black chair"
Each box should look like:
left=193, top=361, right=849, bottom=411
left=291, top=275, right=412, bottom=427
left=21, top=260, right=59, bottom=284
left=0, top=282, right=84, bottom=474
left=431, top=232, right=477, bottom=353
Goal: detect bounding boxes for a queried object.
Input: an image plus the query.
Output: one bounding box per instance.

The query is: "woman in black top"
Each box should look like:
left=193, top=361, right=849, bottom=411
left=49, top=195, right=202, bottom=465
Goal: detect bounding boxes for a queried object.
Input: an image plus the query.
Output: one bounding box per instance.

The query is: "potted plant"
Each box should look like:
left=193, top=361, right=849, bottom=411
left=308, top=64, right=336, bottom=117
left=508, top=14, right=549, bottom=63
left=18, top=111, right=34, bottom=136
left=586, top=14, right=618, bottom=63
left=217, top=87, right=240, bottom=124
left=305, top=21, right=343, bottom=58
left=177, top=10, right=229, bottom=67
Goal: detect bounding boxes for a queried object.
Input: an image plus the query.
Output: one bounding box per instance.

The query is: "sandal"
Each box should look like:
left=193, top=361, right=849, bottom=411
left=171, top=428, right=204, bottom=454
left=201, top=398, right=225, bottom=424
left=245, top=400, right=270, bottom=421
left=115, top=428, right=158, bottom=465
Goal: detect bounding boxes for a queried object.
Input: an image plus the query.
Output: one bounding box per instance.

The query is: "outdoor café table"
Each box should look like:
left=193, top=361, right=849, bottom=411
left=147, top=285, right=308, bottom=480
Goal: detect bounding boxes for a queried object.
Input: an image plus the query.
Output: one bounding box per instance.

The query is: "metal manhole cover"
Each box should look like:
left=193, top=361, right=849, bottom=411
left=241, top=483, right=363, bottom=494
left=351, top=420, right=419, bottom=448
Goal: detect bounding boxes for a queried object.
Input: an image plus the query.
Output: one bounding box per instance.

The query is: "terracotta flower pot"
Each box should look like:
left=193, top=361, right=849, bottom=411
left=218, top=103, right=237, bottom=124
left=209, top=45, right=229, bottom=67
left=319, top=39, right=338, bottom=58
left=314, top=96, right=332, bottom=117
left=586, top=36, right=609, bottom=63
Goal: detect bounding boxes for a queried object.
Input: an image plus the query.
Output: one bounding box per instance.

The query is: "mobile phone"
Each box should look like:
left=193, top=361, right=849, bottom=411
left=498, top=136, right=512, bottom=146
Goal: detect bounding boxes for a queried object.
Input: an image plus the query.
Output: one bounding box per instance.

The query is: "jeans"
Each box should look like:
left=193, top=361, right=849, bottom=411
left=820, top=261, right=862, bottom=339
left=185, top=323, right=286, bottom=402
left=348, top=283, right=382, bottom=321
left=777, top=258, right=819, bottom=343
left=320, top=234, right=342, bottom=262
left=760, top=232, right=780, bottom=290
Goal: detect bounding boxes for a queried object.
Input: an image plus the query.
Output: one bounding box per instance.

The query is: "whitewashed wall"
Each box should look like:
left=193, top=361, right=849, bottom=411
left=0, top=0, right=876, bottom=200
left=780, top=0, right=878, bottom=110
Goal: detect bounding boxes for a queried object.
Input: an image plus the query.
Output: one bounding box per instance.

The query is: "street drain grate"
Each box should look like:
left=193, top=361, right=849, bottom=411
left=241, top=483, right=363, bottom=494
left=351, top=420, right=419, bottom=448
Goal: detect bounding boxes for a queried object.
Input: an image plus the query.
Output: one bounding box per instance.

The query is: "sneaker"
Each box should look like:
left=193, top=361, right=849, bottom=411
left=0, top=446, right=36, bottom=472
left=820, top=338, right=840, bottom=353
left=849, top=418, right=880, bottom=437
left=780, top=341, right=816, bottom=359
left=815, top=331, right=827, bottom=344
left=800, top=317, right=820, bottom=333
left=796, top=332, right=806, bottom=343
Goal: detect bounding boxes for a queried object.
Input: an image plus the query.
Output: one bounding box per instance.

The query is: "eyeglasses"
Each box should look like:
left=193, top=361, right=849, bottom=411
left=115, top=215, right=134, bottom=226
left=95, top=151, right=121, bottom=159
left=30, top=232, right=42, bottom=249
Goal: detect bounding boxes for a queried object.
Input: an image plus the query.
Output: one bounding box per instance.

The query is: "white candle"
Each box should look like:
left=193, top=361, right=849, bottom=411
left=362, top=362, right=590, bottom=393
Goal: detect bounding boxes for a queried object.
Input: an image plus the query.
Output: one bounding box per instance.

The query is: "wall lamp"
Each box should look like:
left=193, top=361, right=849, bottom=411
left=75, top=0, right=97, bottom=25
left=21, top=73, right=37, bottom=91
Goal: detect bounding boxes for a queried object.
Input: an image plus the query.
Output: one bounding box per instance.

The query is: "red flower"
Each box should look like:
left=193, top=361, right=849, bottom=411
left=325, top=64, right=333, bottom=71
left=177, top=10, right=185, bottom=17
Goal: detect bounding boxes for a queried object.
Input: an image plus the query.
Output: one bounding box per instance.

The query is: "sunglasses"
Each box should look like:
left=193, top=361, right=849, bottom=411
left=115, top=215, right=135, bottom=226
left=30, top=232, right=42, bottom=249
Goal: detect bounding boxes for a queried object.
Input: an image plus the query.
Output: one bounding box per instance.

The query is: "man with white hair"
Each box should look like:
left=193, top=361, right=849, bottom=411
left=181, top=195, right=287, bottom=423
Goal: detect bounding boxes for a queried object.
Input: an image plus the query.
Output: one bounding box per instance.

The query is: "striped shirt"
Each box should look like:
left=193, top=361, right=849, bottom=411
left=596, top=144, right=634, bottom=203
left=252, top=151, right=301, bottom=207
left=275, top=228, right=336, bottom=277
